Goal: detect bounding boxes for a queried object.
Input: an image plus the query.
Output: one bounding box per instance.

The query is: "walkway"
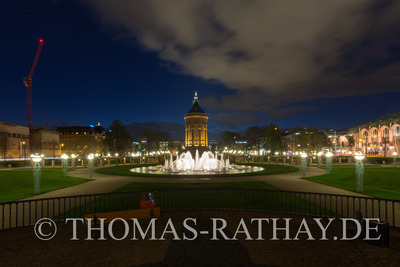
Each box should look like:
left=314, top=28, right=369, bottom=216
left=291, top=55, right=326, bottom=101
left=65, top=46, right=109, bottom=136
left=24, top=165, right=368, bottom=200
left=2, top=165, right=399, bottom=230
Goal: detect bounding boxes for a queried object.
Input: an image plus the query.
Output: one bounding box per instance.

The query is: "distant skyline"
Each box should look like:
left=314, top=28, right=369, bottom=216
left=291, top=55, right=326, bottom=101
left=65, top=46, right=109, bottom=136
left=1, top=0, right=400, bottom=132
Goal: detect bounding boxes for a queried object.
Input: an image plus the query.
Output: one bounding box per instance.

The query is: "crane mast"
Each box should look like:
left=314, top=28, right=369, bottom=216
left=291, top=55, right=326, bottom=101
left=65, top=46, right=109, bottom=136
left=24, top=39, right=44, bottom=129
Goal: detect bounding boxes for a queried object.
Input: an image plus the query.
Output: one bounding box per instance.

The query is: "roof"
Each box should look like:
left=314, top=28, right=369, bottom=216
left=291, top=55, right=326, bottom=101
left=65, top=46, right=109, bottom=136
left=346, top=112, right=400, bottom=134
left=56, top=125, right=106, bottom=134
left=0, top=122, right=29, bottom=129
left=186, top=92, right=207, bottom=116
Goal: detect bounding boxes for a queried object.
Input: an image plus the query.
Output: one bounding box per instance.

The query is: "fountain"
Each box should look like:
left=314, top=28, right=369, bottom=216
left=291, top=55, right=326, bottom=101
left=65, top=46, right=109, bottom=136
left=163, top=150, right=230, bottom=173
left=130, top=149, right=264, bottom=176
left=129, top=93, right=264, bottom=176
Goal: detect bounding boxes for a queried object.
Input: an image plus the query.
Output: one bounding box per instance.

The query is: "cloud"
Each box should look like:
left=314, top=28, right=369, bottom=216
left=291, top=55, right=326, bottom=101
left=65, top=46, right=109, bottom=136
left=84, top=0, right=400, bottom=124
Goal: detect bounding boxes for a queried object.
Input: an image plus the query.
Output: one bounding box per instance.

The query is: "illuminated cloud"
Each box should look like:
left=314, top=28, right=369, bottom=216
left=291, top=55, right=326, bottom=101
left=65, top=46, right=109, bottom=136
left=85, top=0, right=400, bottom=124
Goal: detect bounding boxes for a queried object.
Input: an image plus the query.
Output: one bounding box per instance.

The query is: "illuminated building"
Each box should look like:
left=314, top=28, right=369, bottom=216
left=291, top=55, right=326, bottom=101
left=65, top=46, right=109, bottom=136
left=0, top=122, right=30, bottom=158
left=30, top=128, right=61, bottom=157
left=184, top=92, right=208, bottom=150
left=56, top=123, right=106, bottom=155
left=339, top=113, right=400, bottom=156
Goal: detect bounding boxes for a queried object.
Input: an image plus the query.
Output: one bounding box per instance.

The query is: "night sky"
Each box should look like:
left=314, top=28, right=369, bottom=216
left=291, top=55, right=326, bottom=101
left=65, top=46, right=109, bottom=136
left=1, top=0, right=400, bottom=134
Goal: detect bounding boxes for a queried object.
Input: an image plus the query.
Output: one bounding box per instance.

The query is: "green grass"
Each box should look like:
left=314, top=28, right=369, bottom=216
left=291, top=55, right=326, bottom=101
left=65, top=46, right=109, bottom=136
left=95, top=163, right=299, bottom=178
left=306, top=165, right=400, bottom=200
left=0, top=168, right=89, bottom=203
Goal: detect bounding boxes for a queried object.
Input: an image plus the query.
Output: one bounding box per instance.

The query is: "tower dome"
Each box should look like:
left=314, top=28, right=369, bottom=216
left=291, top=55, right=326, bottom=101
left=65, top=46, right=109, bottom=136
left=184, top=92, right=208, bottom=148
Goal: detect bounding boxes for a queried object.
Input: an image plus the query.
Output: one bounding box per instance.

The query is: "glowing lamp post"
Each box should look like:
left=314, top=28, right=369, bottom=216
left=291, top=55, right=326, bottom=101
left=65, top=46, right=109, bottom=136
left=393, top=151, right=398, bottom=167
left=317, top=152, right=323, bottom=168
left=354, top=151, right=365, bottom=193
left=300, top=152, right=307, bottom=178
left=71, top=154, right=77, bottom=170
left=31, top=154, right=43, bottom=194
left=325, top=151, right=333, bottom=174
left=88, top=153, right=94, bottom=180
left=61, top=154, right=69, bottom=176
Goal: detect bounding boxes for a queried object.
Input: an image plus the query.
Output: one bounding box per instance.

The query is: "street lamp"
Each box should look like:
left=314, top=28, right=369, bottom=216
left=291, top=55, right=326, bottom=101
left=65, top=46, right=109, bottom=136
left=393, top=151, right=397, bottom=167
left=71, top=154, right=77, bottom=170
left=88, top=153, right=94, bottom=180
left=22, top=141, right=26, bottom=160
left=317, top=152, right=323, bottom=168
left=31, top=154, right=43, bottom=194
left=300, top=152, right=307, bottom=178
left=326, top=151, right=333, bottom=174
left=354, top=151, right=365, bottom=193
left=61, top=154, right=69, bottom=176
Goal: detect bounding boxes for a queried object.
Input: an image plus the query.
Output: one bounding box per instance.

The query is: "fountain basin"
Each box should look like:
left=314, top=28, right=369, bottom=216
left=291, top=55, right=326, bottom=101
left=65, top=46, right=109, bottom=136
left=130, top=150, right=264, bottom=176
left=129, top=164, right=264, bottom=176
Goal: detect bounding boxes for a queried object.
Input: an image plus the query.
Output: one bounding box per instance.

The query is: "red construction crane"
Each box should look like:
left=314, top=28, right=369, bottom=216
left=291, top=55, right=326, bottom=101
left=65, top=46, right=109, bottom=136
left=23, top=39, right=44, bottom=129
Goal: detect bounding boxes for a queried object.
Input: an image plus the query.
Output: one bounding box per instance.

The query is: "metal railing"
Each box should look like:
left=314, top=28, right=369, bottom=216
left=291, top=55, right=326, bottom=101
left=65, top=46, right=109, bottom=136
left=1, top=189, right=399, bottom=230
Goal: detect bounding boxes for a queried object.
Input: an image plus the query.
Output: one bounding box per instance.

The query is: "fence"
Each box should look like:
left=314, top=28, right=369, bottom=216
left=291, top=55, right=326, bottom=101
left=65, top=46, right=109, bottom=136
left=1, top=189, right=400, bottom=230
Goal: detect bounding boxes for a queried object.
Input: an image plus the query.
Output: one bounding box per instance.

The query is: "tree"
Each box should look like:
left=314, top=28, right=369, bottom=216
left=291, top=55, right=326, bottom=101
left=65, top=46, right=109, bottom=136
left=264, top=123, right=283, bottom=155
left=138, top=129, right=172, bottom=151
left=296, top=126, right=328, bottom=153
left=104, top=120, right=132, bottom=155
left=66, top=135, right=96, bottom=155
left=243, top=126, right=265, bottom=150
left=218, top=131, right=241, bottom=150
left=284, top=125, right=303, bottom=152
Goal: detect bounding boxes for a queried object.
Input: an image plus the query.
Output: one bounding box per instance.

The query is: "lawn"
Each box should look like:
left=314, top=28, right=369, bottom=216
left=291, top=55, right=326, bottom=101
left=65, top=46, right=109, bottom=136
left=0, top=168, right=89, bottom=203
left=95, top=163, right=299, bottom=178
left=306, top=165, right=400, bottom=200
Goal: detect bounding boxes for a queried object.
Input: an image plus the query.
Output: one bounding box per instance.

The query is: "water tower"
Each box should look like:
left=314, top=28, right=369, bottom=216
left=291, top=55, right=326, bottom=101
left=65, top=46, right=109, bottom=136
left=184, top=92, right=208, bottom=152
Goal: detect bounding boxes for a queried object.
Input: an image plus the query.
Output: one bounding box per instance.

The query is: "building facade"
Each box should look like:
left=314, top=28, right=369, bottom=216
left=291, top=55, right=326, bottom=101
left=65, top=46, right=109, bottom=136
left=0, top=122, right=30, bottom=158
left=57, top=124, right=106, bottom=155
left=322, top=129, right=347, bottom=152
left=30, top=129, right=61, bottom=157
left=339, top=113, right=400, bottom=156
left=184, top=92, right=208, bottom=149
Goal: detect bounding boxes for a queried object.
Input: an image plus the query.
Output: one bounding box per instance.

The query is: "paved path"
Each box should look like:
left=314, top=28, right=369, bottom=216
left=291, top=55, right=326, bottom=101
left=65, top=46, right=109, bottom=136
left=23, top=165, right=368, bottom=200
left=1, top=164, right=399, bottom=230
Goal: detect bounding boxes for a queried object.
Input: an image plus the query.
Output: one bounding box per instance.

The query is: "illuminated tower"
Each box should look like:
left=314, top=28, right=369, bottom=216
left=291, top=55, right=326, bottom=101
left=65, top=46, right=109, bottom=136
left=184, top=92, right=208, bottom=149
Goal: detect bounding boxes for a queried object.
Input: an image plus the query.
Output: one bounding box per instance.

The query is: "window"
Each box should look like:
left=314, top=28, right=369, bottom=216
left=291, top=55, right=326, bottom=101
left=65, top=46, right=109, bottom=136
left=395, top=126, right=400, bottom=137
left=373, top=129, right=378, bottom=139
left=383, top=128, right=389, bottom=138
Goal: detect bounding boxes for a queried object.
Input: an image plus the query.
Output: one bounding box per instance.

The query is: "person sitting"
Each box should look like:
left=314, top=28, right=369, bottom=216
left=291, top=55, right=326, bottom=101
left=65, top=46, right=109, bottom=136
left=140, top=193, right=156, bottom=209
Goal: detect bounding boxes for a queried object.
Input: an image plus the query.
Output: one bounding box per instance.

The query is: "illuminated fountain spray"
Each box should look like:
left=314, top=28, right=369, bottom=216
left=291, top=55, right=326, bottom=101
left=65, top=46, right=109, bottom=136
left=163, top=149, right=230, bottom=173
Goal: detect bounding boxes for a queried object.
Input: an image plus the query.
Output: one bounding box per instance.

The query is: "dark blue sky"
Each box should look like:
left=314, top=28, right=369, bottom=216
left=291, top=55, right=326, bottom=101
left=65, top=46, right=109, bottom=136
left=1, top=0, right=400, bottom=133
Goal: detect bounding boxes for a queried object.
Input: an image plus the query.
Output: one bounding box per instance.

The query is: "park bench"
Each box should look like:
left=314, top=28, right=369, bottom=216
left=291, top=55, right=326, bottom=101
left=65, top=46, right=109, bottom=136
left=84, top=207, right=161, bottom=226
